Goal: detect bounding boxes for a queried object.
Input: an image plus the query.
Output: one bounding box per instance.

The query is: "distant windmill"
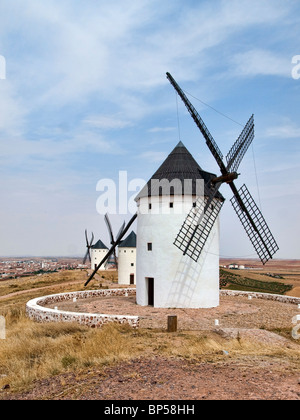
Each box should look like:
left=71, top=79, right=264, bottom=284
left=166, top=72, right=279, bottom=265
left=84, top=214, right=135, bottom=286
left=82, top=230, right=94, bottom=265
left=104, top=213, right=125, bottom=269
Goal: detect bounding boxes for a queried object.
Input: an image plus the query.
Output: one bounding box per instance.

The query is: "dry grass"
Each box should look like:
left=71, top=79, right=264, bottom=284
left=133, top=329, right=300, bottom=363
left=0, top=308, right=138, bottom=391
left=0, top=269, right=114, bottom=298
left=1, top=308, right=299, bottom=393
left=0, top=269, right=299, bottom=393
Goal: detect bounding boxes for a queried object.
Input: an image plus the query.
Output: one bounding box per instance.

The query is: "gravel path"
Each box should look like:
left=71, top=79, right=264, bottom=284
left=44, top=294, right=299, bottom=331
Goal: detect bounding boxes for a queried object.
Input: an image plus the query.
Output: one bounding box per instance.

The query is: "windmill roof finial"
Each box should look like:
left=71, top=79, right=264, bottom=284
left=176, top=140, right=185, bottom=148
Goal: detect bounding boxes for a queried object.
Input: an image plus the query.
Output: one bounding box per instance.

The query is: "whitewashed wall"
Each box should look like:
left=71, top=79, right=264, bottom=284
left=118, top=248, right=136, bottom=285
left=136, top=195, right=220, bottom=309
left=91, top=248, right=109, bottom=271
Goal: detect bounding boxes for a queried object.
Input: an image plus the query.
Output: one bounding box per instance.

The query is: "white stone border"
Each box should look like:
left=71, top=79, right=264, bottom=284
left=26, top=288, right=300, bottom=330
left=26, top=288, right=139, bottom=329
left=220, top=289, right=300, bottom=305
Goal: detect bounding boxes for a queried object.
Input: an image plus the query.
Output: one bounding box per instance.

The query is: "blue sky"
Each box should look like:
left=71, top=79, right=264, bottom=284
left=0, top=0, right=299, bottom=259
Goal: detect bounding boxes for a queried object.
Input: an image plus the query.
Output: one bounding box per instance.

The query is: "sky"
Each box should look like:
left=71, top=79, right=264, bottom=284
left=0, top=0, right=299, bottom=260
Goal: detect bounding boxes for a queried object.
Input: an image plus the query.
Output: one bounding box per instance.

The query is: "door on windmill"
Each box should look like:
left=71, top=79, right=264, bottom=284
left=130, top=274, right=135, bottom=285
left=147, top=278, right=154, bottom=306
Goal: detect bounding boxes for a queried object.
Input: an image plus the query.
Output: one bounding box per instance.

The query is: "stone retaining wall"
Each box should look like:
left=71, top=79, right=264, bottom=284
left=220, top=290, right=300, bottom=305
left=26, top=288, right=300, bottom=330
left=26, top=288, right=139, bottom=329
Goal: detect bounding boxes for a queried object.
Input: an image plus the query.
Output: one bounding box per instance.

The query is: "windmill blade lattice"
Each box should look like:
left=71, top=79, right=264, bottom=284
left=116, top=221, right=126, bottom=242
left=174, top=193, right=224, bottom=263
left=84, top=213, right=137, bottom=287
left=166, top=72, right=279, bottom=265
left=226, top=115, right=255, bottom=173
left=104, top=214, right=125, bottom=269
left=230, top=184, right=279, bottom=265
left=166, top=72, right=225, bottom=172
left=83, top=230, right=94, bottom=265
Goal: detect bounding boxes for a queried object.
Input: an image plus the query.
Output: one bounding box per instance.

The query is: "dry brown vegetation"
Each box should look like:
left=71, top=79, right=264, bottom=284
left=0, top=266, right=299, bottom=400
left=1, top=306, right=299, bottom=394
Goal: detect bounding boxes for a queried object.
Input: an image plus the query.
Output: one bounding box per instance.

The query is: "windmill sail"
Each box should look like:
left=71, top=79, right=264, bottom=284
left=104, top=213, right=115, bottom=244
left=230, top=184, right=279, bottom=265
left=226, top=115, right=255, bottom=173
left=174, top=195, right=224, bottom=262
left=104, top=214, right=125, bottom=269
left=84, top=213, right=137, bottom=287
left=166, top=72, right=279, bottom=264
left=174, top=181, right=224, bottom=262
left=166, top=72, right=225, bottom=172
left=83, top=230, right=94, bottom=265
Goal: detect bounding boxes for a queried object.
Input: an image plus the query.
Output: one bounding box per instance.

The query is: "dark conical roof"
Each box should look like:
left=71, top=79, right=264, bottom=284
left=91, top=239, right=108, bottom=250
left=119, top=231, right=136, bottom=248
left=136, top=141, right=224, bottom=200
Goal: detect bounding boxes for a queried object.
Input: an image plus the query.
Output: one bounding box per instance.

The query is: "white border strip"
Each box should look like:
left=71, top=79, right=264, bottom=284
left=26, top=288, right=139, bottom=329
left=220, top=289, right=300, bottom=305
left=26, top=288, right=300, bottom=330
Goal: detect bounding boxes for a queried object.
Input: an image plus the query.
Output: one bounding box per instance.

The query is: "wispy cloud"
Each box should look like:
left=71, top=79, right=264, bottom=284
left=83, top=114, right=134, bottom=130
left=0, top=0, right=299, bottom=257
left=148, top=127, right=176, bottom=133
left=265, top=122, right=300, bottom=139
left=138, top=151, right=168, bottom=163
left=231, top=49, right=291, bottom=78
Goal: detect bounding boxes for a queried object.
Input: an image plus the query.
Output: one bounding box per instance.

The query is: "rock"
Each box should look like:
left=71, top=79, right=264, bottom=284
left=2, top=384, right=10, bottom=390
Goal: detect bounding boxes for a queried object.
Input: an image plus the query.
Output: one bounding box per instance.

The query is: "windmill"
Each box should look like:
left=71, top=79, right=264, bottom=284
left=104, top=213, right=126, bottom=269
left=83, top=230, right=94, bottom=265
left=166, top=72, right=279, bottom=265
left=84, top=213, right=137, bottom=286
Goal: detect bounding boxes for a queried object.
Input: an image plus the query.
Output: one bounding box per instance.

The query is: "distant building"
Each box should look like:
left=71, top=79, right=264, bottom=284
left=228, top=264, right=239, bottom=270
left=118, top=231, right=137, bottom=285
left=91, top=240, right=109, bottom=271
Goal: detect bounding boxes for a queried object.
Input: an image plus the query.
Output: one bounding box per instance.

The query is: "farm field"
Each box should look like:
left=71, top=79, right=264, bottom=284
left=220, top=259, right=300, bottom=297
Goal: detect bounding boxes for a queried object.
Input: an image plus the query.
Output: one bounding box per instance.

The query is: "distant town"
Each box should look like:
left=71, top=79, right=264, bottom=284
left=0, top=257, right=86, bottom=280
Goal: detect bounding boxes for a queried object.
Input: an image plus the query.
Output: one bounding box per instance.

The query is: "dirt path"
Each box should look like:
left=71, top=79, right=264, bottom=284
left=0, top=280, right=84, bottom=301
left=1, top=356, right=299, bottom=400
left=44, top=293, right=299, bottom=331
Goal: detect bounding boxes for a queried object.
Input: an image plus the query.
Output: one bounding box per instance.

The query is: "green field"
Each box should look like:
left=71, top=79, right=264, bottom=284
left=220, top=269, right=293, bottom=295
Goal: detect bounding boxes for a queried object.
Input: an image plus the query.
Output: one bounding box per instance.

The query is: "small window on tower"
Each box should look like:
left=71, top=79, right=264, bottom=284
left=149, top=203, right=152, bottom=210
left=169, top=202, right=174, bottom=208
left=147, top=243, right=152, bottom=251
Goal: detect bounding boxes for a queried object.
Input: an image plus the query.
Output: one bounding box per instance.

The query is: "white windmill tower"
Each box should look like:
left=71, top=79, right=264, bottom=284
left=82, top=230, right=109, bottom=271
left=118, top=231, right=137, bottom=285
left=84, top=73, right=279, bottom=308
left=134, top=141, right=224, bottom=308
left=90, top=239, right=109, bottom=271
